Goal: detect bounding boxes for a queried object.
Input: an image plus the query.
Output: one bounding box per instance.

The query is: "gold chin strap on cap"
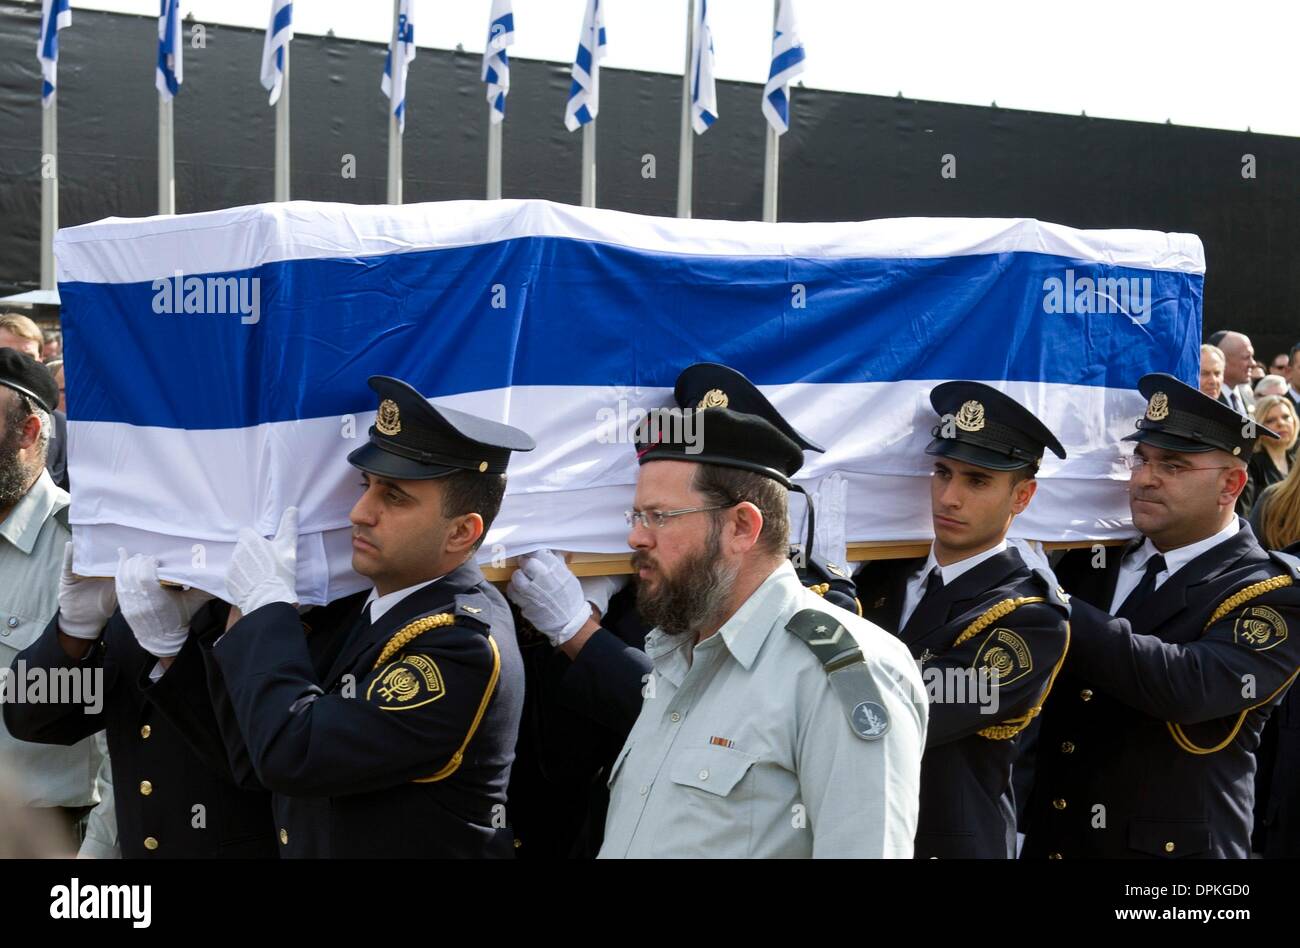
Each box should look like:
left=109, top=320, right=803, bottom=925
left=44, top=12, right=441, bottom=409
left=948, top=596, right=1067, bottom=741
left=1168, top=574, right=1298, bottom=755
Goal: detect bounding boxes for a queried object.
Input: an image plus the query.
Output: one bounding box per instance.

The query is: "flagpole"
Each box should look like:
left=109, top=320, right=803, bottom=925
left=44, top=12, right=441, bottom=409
left=761, top=1, right=780, bottom=223
left=675, top=0, right=695, bottom=219
left=580, top=120, right=596, bottom=207
left=158, top=95, right=175, bottom=214
left=386, top=0, right=402, bottom=205
left=274, top=41, right=290, bottom=202
left=486, top=118, right=502, bottom=199
left=40, top=91, right=57, bottom=289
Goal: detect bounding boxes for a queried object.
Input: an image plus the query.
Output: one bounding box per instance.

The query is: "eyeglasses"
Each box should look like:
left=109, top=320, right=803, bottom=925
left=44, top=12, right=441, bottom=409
left=624, top=502, right=739, bottom=530
left=1123, top=455, right=1234, bottom=478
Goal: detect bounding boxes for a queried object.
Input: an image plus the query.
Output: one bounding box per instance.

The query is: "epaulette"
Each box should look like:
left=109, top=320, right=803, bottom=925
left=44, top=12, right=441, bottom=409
left=1026, top=566, right=1072, bottom=614
left=1268, top=549, right=1300, bottom=581
left=451, top=590, right=493, bottom=627
left=786, top=608, right=890, bottom=741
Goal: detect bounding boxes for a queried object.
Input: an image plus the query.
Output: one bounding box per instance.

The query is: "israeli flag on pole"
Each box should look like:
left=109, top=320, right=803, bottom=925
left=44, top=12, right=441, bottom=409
left=564, top=0, right=606, bottom=131
left=156, top=0, right=183, bottom=101
left=483, top=0, right=515, bottom=124
left=762, top=0, right=805, bottom=134
left=260, top=0, right=293, bottom=106
left=37, top=0, right=71, bottom=108
left=689, top=0, right=717, bottom=133
left=54, top=203, right=1203, bottom=604
left=381, top=0, right=416, bottom=133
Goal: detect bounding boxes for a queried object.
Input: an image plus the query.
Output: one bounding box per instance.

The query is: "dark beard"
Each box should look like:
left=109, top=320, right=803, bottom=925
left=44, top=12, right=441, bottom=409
left=633, top=519, right=739, bottom=638
left=0, top=423, right=31, bottom=509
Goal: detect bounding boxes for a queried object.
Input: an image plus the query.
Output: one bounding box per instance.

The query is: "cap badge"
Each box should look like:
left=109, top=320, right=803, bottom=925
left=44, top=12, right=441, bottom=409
left=376, top=399, right=402, bottom=436
left=1146, top=392, right=1169, bottom=422
left=955, top=400, right=986, bottom=432
left=698, top=388, right=729, bottom=410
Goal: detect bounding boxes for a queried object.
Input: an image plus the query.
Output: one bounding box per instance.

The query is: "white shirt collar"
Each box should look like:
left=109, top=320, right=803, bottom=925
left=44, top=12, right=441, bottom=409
left=920, top=539, right=1009, bottom=586
left=364, top=576, right=443, bottom=624
left=1128, top=517, right=1241, bottom=578
left=1290, top=385, right=1300, bottom=402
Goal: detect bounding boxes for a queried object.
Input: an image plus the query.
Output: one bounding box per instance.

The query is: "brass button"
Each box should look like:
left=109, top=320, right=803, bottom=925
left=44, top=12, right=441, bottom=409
left=139, top=780, right=153, bottom=796
left=1052, top=798, right=1067, bottom=810
left=1079, top=689, right=1093, bottom=702
left=1048, top=852, right=1062, bottom=860
left=140, top=725, right=152, bottom=739
left=1060, top=741, right=1075, bottom=754
left=144, top=837, right=158, bottom=851
left=513, top=839, right=522, bottom=849
left=1164, top=841, right=1175, bottom=853
left=279, top=828, right=288, bottom=845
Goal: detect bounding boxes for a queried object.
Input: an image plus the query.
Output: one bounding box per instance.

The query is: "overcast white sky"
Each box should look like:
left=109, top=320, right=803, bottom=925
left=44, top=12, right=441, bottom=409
left=72, top=1, right=1300, bottom=136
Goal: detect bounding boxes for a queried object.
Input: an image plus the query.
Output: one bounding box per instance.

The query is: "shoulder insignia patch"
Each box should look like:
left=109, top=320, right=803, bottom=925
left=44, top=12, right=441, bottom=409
left=786, top=608, right=890, bottom=741
left=1234, top=605, right=1288, bottom=651
left=973, top=627, right=1033, bottom=686
left=368, top=653, right=446, bottom=710
left=850, top=700, right=890, bottom=739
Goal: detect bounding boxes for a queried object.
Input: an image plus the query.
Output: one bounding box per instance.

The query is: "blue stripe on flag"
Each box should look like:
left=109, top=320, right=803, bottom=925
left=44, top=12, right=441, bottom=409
left=60, top=239, right=1201, bottom=429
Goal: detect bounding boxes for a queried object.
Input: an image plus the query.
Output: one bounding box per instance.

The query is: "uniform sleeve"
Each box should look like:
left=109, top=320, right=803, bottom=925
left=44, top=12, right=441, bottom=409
left=213, top=602, right=502, bottom=798
left=796, top=649, right=927, bottom=858
left=556, top=626, right=651, bottom=736
left=2, top=611, right=115, bottom=746
left=1066, top=593, right=1300, bottom=724
left=922, top=602, right=1069, bottom=748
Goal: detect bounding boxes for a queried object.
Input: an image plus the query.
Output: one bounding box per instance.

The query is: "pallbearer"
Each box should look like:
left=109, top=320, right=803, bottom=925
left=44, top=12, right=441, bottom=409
left=855, top=381, right=1071, bottom=858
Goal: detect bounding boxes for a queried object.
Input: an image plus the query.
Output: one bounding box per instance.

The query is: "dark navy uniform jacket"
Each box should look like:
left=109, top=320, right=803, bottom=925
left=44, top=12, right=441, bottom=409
left=510, top=584, right=650, bottom=859
left=4, top=605, right=277, bottom=858
left=147, top=559, right=524, bottom=858
left=1022, top=525, right=1300, bottom=859
left=857, top=547, right=1070, bottom=859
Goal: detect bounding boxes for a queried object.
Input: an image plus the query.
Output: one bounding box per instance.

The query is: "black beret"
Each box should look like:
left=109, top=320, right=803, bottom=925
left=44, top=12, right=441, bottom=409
left=0, top=349, right=58, bottom=414
left=1124, top=372, right=1275, bottom=456
left=347, top=376, right=535, bottom=480
left=634, top=362, right=816, bottom=487
left=926, top=381, right=1066, bottom=472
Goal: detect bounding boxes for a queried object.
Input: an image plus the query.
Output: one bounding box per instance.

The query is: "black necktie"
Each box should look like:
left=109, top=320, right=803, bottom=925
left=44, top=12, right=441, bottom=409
left=1118, top=553, right=1166, bottom=619
left=903, top=566, right=946, bottom=634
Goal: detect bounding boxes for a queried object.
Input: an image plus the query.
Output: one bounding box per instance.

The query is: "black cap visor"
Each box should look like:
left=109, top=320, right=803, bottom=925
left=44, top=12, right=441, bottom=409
left=347, top=441, right=462, bottom=480
left=925, top=436, right=1034, bottom=472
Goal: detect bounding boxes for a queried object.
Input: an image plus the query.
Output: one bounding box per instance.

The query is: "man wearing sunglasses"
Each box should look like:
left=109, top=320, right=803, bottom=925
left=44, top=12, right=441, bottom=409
left=1023, top=373, right=1300, bottom=858
left=597, top=363, right=927, bottom=858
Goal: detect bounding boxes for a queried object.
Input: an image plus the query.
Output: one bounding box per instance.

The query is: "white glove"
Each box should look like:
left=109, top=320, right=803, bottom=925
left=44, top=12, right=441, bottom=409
left=225, top=507, right=299, bottom=616
left=813, top=472, right=849, bottom=569
left=1009, top=538, right=1059, bottom=586
left=115, top=550, right=214, bottom=658
left=507, top=549, right=590, bottom=647
left=578, top=574, right=628, bottom=620
left=57, top=541, right=117, bottom=641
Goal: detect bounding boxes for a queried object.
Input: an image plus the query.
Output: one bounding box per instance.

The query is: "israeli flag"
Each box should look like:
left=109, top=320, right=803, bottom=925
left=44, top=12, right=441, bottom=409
left=483, top=0, right=515, bottom=124
left=762, top=0, right=805, bottom=134
left=564, top=0, right=607, bottom=131
left=37, top=0, right=71, bottom=108
left=381, top=0, right=416, bottom=133
left=260, top=0, right=293, bottom=106
left=156, top=0, right=183, bottom=101
left=689, top=0, right=717, bottom=133
left=54, top=203, right=1203, bottom=605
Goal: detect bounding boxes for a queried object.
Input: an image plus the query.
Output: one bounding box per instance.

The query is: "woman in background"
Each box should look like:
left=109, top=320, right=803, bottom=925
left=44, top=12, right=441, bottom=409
left=1239, top=394, right=1297, bottom=516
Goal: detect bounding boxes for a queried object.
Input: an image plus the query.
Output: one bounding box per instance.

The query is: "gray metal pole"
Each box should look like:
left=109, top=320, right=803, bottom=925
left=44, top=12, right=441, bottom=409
left=158, top=96, right=175, bottom=215
left=274, top=41, right=290, bottom=202
left=386, top=0, right=402, bottom=205
left=40, top=91, right=57, bottom=290
left=487, top=117, right=502, bottom=199
left=580, top=120, right=596, bottom=207
left=761, top=1, right=780, bottom=223
left=675, top=0, right=695, bottom=220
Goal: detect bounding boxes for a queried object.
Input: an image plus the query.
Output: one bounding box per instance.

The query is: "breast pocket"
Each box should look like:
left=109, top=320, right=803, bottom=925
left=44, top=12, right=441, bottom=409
left=606, top=741, right=634, bottom=790
left=1128, top=819, right=1213, bottom=858
left=0, top=599, right=48, bottom=653
left=669, top=745, right=758, bottom=799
